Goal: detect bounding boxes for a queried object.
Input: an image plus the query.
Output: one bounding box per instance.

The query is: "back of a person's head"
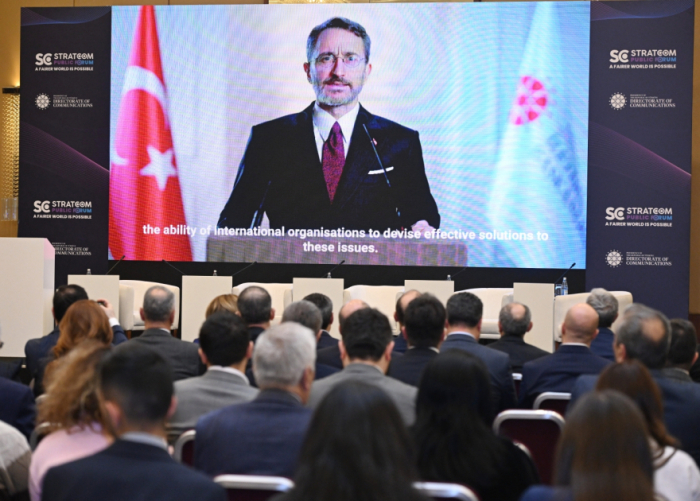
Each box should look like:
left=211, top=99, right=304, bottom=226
left=668, top=318, right=698, bottom=369
left=341, top=308, right=392, bottom=361
left=53, top=284, right=89, bottom=323
left=205, top=294, right=238, bottom=318
left=556, top=390, right=655, bottom=501
left=142, top=285, right=175, bottom=323
left=562, top=303, right=599, bottom=343
left=338, top=299, right=369, bottom=330
left=99, top=343, right=174, bottom=429
left=199, top=311, right=250, bottom=367
left=404, top=294, right=445, bottom=348
left=586, top=288, right=619, bottom=329
left=282, top=300, right=323, bottom=335
left=253, top=322, right=316, bottom=389
left=446, top=292, right=483, bottom=328
left=303, top=293, right=333, bottom=330
left=54, top=300, right=112, bottom=358
left=615, top=304, right=671, bottom=370
left=237, top=286, right=272, bottom=325
left=40, top=341, right=111, bottom=432
left=291, top=381, right=424, bottom=501
left=596, top=361, right=677, bottom=449
left=395, top=290, right=422, bottom=326
left=498, top=302, right=531, bottom=337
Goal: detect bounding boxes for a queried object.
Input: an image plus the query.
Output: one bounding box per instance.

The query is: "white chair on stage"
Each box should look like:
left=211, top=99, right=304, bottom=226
left=118, top=280, right=180, bottom=333
left=232, top=283, right=293, bottom=326
left=553, top=291, right=633, bottom=341
left=458, top=288, right=514, bottom=340
left=343, top=285, right=405, bottom=334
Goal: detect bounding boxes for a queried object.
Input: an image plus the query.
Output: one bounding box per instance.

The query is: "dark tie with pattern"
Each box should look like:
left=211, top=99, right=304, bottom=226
left=322, top=121, right=345, bottom=203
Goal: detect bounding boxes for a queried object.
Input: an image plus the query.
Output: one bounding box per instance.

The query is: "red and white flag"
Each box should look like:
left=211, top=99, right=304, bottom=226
left=109, top=5, right=192, bottom=261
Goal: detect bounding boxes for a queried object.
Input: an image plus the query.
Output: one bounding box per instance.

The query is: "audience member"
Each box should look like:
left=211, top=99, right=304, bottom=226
left=316, top=299, right=369, bottom=369
left=204, top=294, right=238, bottom=318
left=487, top=302, right=548, bottom=373
left=29, top=342, right=112, bottom=501
left=596, top=361, right=700, bottom=501
left=42, top=343, right=225, bottom=501
left=195, top=323, right=315, bottom=478
left=34, top=300, right=114, bottom=396
left=519, top=303, right=609, bottom=408
left=587, top=288, right=619, bottom=361
left=440, top=292, right=516, bottom=412
left=281, top=301, right=339, bottom=380
left=388, top=294, right=445, bottom=386
left=0, top=420, right=30, bottom=501
left=167, top=312, right=258, bottom=443
left=25, top=285, right=126, bottom=381
left=237, top=286, right=274, bottom=342
left=692, top=355, right=700, bottom=383
left=0, top=329, right=35, bottom=441
left=128, top=286, right=202, bottom=381
left=521, top=391, right=655, bottom=501
left=273, top=381, right=429, bottom=501
left=570, top=304, right=700, bottom=465
left=413, top=350, right=538, bottom=501
left=309, top=308, right=417, bottom=425
left=303, top=293, right=337, bottom=350
left=664, top=319, right=698, bottom=383
left=393, top=290, right=422, bottom=354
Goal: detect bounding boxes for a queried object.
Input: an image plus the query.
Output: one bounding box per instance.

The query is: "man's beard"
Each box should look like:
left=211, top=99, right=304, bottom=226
left=312, top=75, right=365, bottom=107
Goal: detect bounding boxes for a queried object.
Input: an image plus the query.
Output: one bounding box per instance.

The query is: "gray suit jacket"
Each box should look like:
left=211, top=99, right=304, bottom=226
left=167, top=369, right=259, bottom=442
left=308, top=363, right=417, bottom=425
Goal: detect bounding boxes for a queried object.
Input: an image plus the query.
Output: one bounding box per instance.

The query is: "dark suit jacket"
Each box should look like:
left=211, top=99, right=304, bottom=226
left=690, top=357, right=700, bottom=383
left=487, top=336, right=549, bottom=373
left=0, top=376, right=35, bottom=440
left=218, top=103, right=440, bottom=231
left=570, top=370, right=700, bottom=466
left=25, top=325, right=127, bottom=380
left=248, top=326, right=266, bottom=343
left=42, top=439, right=225, bottom=501
left=519, top=345, right=611, bottom=408
left=195, top=389, right=312, bottom=478
left=316, top=330, right=338, bottom=350
left=393, top=334, right=408, bottom=354
left=440, top=333, right=516, bottom=413
left=317, top=344, right=403, bottom=371
left=520, top=486, right=573, bottom=501
left=387, top=346, right=437, bottom=387
left=589, top=327, right=615, bottom=362
left=129, top=329, right=204, bottom=381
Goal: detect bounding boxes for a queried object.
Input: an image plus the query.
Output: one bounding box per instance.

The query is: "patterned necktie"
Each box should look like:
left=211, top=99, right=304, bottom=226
left=322, top=121, right=345, bottom=203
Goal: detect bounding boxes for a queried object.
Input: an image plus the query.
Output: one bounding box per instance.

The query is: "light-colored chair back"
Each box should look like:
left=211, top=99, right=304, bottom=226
left=232, top=283, right=293, bottom=326
left=459, top=288, right=513, bottom=339
left=553, top=291, right=633, bottom=341
left=343, top=285, right=405, bottom=333
left=118, top=280, right=180, bottom=331
left=173, top=429, right=196, bottom=465
left=414, top=482, right=479, bottom=501
left=214, top=474, right=294, bottom=500
left=610, top=291, right=633, bottom=332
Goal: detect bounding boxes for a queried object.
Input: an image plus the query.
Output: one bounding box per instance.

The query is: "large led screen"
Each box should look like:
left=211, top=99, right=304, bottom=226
left=109, top=2, right=590, bottom=268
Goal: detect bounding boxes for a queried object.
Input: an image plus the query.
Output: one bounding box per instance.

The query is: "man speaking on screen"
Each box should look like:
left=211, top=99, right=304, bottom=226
left=217, top=17, right=440, bottom=233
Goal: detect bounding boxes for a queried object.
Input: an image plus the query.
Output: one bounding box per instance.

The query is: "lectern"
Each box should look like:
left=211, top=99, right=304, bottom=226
left=67, top=274, right=120, bottom=313
left=513, top=283, right=555, bottom=353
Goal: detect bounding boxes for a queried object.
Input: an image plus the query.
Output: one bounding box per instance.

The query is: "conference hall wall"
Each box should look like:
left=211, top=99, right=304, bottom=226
left=18, top=1, right=693, bottom=318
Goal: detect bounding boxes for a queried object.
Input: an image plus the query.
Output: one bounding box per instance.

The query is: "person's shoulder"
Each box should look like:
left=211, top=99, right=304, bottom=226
left=520, top=485, right=570, bottom=501
left=364, top=108, right=417, bottom=137
left=381, top=372, right=418, bottom=397
left=0, top=375, right=32, bottom=398
left=252, top=105, right=314, bottom=133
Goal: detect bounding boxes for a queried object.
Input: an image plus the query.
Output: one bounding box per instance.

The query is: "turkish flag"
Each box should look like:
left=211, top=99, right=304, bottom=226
left=109, top=5, right=192, bottom=261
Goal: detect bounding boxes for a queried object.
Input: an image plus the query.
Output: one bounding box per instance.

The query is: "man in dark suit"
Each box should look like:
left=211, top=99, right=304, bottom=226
left=129, top=286, right=203, bottom=381
left=569, top=304, right=700, bottom=466
left=586, top=288, right=618, bottom=362
left=316, top=299, right=368, bottom=369
left=42, top=343, right=225, bottom=501
left=519, top=303, right=610, bottom=408
left=388, top=294, right=444, bottom=386
left=0, top=332, right=35, bottom=440
left=218, top=17, right=439, bottom=233
left=24, top=285, right=127, bottom=380
left=195, top=323, right=316, bottom=478
left=487, top=302, right=548, bottom=373
left=392, top=290, right=421, bottom=354
left=440, top=292, right=516, bottom=413
left=303, top=293, right=338, bottom=350
left=663, top=318, right=698, bottom=383
left=237, top=286, right=274, bottom=343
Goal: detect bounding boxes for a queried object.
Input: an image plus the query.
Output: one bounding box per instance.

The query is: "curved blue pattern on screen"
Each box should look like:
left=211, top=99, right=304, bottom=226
left=591, top=0, right=693, bottom=21
left=22, top=7, right=110, bottom=26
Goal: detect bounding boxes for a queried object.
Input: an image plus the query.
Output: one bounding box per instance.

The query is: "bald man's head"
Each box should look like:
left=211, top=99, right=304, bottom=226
left=339, top=299, right=369, bottom=332
left=395, top=290, right=422, bottom=328
left=561, top=303, right=599, bottom=345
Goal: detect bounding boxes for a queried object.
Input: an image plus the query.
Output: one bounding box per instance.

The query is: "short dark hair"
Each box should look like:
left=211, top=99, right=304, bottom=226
left=53, top=285, right=88, bottom=322
left=283, top=300, right=322, bottom=334
left=142, top=286, right=175, bottom=323
left=404, top=295, right=445, bottom=348
left=237, top=286, right=272, bottom=325
left=99, top=343, right=173, bottom=426
left=341, top=308, right=392, bottom=361
left=199, top=311, right=250, bottom=367
left=304, top=293, right=333, bottom=330
left=307, top=17, right=371, bottom=63
left=395, top=290, right=421, bottom=326
left=615, top=304, right=671, bottom=370
left=668, top=319, right=698, bottom=369
left=446, top=293, right=483, bottom=328
left=499, top=302, right=531, bottom=337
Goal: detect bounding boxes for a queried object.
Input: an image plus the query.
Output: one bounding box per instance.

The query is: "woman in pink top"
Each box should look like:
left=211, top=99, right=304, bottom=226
left=29, top=341, right=114, bottom=501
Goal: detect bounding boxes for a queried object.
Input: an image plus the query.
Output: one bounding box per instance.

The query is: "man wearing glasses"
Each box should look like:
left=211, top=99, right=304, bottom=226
left=218, top=17, right=440, bottom=234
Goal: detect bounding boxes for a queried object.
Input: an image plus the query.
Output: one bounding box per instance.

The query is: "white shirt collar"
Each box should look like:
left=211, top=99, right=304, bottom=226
left=447, top=331, right=476, bottom=340
left=408, top=346, right=440, bottom=353
left=312, top=102, right=360, bottom=161
left=208, top=366, right=249, bottom=385
left=560, top=342, right=590, bottom=348
left=120, top=432, right=168, bottom=450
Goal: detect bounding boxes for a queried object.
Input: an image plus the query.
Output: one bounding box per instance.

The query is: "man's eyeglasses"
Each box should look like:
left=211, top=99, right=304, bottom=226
left=314, top=53, right=366, bottom=69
